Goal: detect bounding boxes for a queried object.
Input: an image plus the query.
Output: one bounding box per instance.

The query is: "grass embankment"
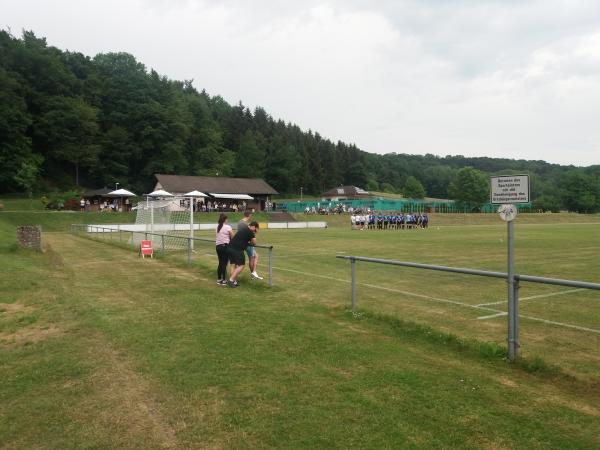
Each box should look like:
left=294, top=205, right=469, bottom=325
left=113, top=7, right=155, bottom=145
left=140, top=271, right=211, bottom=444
left=1, top=209, right=600, bottom=448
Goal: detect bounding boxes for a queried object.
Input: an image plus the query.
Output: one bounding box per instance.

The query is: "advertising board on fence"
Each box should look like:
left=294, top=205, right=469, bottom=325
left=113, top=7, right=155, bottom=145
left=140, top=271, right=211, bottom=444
left=490, top=175, right=530, bottom=204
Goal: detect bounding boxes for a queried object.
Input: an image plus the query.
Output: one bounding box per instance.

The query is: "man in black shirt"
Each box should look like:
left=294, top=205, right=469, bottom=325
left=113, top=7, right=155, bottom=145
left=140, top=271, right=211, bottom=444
left=227, top=221, right=259, bottom=287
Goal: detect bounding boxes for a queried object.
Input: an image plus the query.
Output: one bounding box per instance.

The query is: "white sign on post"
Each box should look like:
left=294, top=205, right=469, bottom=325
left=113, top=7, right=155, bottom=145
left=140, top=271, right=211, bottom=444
left=490, top=175, right=530, bottom=204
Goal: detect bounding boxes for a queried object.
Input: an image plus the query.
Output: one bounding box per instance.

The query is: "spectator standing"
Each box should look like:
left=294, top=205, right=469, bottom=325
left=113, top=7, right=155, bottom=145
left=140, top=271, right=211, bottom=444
left=227, top=221, right=260, bottom=288
left=215, top=213, right=233, bottom=286
left=238, top=211, right=263, bottom=279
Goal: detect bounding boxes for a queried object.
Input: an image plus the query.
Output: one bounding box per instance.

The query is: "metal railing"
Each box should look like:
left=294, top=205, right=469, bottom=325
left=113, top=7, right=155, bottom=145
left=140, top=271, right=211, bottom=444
left=71, top=224, right=274, bottom=286
left=336, top=255, right=600, bottom=361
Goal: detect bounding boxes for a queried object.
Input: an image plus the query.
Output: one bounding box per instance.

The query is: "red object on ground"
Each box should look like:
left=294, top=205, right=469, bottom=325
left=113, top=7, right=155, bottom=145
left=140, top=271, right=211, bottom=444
left=140, top=240, right=153, bottom=258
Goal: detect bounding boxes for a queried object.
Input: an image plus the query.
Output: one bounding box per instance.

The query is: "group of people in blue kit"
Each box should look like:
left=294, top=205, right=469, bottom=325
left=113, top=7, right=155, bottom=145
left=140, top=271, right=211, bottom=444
left=350, top=211, right=429, bottom=230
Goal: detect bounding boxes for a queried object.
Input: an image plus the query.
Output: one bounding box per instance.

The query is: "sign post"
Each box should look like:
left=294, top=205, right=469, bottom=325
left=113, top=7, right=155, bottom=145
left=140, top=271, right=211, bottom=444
left=490, top=175, right=529, bottom=361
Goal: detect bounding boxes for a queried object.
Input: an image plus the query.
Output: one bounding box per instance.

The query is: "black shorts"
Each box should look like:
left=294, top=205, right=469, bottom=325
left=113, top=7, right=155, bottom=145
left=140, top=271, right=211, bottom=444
left=227, top=247, right=245, bottom=266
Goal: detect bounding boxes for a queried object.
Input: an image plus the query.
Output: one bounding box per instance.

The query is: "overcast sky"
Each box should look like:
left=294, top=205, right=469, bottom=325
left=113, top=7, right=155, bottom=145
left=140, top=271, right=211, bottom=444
left=3, top=0, right=600, bottom=166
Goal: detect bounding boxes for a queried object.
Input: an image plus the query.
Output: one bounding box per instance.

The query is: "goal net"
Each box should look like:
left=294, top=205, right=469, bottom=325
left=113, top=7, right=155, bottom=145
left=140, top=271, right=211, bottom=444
left=132, top=197, right=194, bottom=251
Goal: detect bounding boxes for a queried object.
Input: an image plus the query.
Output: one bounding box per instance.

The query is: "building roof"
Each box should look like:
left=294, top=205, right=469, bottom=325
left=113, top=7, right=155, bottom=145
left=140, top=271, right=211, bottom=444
left=83, top=187, right=114, bottom=197
left=154, top=174, right=278, bottom=195
left=322, top=186, right=370, bottom=197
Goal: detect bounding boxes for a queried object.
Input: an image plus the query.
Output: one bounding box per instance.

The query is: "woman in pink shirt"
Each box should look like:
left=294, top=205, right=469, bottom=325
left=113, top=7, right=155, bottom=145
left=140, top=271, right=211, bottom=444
left=215, top=213, right=234, bottom=285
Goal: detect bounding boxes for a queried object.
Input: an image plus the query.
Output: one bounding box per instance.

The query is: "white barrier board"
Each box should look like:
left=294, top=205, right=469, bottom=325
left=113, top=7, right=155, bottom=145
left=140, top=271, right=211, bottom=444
left=267, top=222, right=288, bottom=229
left=86, top=221, right=328, bottom=232
left=307, top=221, right=328, bottom=228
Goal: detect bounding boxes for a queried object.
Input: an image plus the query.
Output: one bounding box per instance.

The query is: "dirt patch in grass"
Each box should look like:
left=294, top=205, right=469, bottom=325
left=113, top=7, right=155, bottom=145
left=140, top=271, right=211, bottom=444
left=76, top=335, right=181, bottom=448
left=0, top=324, right=62, bottom=347
left=44, top=243, right=64, bottom=267
left=496, top=376, right=518, bottom=388
left=0, top=302, right=34, bottom=316
left=163, top=266, right=208, bottom=282
left=333, top=320, right=371, bottom=335
left=78, top=335, right=235, bottom=448
left=543, top=395, right=600, bottom=417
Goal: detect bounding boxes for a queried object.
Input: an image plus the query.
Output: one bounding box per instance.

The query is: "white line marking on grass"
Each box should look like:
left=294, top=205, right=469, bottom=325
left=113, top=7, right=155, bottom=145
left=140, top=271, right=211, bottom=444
left=273, top=266, right=600, bottom=334
left=519, top=315, right=600, bottom=334
left=271, top=250, right=341, bottom=259
left=273, top=266, right=352, bottom=284
left=475, top=300, right=505, bottom=307
left=273, top=266, right=498, bottom=312
left=439, top=222, right=600, bottom=228
left=475, top=288, right=584, bottom=307
left=477, top=312, right=507, bottom=320
left=359, top=283, right=499, bottom=312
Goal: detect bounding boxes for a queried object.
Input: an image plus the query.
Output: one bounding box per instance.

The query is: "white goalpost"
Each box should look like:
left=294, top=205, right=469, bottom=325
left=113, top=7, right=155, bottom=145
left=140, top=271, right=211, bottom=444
left=132, top=196, right=195, bottom=251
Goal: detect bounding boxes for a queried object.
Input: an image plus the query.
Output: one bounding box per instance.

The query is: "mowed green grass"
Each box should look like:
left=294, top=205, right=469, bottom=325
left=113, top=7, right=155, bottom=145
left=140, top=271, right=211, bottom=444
left=1, top=211, right=600, bottom=448
left=193, top=214, right=600, bottom=379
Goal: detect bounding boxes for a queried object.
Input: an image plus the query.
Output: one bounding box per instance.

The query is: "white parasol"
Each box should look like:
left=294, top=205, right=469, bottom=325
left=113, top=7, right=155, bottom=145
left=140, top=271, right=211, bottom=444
left=108, top=188, right=136, bottom=197
left=148, top=189, right=174, bottom=197
left=183, top=190, right=208, bottom=197
left=107, top=188, right=136, bottom=212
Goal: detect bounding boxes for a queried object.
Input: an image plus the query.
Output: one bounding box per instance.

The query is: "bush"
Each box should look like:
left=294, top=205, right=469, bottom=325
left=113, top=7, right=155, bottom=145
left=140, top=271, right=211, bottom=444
left=64, top=198, right=80, bottom=210
left=380, top=183, right=396, bottom=194
left=45, top=191, right=80, bottom=210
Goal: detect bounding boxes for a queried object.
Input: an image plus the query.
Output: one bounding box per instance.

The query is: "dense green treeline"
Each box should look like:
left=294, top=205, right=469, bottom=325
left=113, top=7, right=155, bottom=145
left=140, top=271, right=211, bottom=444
left=1, top=30, right=599, bottom=212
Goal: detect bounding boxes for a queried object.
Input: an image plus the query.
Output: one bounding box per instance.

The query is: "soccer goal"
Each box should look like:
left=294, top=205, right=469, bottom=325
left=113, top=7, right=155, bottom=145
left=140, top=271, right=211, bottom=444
left=132, top=197, right=195, bottom=251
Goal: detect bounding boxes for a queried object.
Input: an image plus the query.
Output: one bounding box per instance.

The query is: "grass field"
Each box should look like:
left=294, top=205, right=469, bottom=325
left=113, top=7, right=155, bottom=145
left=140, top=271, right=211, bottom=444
left=1, top=208, right=600, bottom=448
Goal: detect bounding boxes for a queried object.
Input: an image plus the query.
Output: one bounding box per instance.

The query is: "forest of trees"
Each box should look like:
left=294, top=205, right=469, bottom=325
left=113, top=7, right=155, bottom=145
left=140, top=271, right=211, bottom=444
left=1, top=30, right=600, bottom=212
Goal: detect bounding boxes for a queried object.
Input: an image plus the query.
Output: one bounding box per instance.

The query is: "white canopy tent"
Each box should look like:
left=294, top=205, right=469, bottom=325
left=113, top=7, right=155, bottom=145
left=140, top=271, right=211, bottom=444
left=107, top=188, right=137, bottom=212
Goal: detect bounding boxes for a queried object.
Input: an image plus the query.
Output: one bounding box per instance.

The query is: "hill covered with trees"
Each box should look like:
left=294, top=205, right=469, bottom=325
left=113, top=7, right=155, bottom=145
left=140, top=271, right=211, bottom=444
left=1, top=30, right=599, bottom=212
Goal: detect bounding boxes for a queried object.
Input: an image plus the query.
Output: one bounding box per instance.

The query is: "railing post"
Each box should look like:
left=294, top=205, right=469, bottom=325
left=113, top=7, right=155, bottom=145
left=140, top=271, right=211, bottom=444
left=507, top=220, right=517, bottom=361
left=161, top=234, right=165, bottom=252
left=187, top=237, right=192, bottom=266
left=351, top=257, right=357, bottom=310
left=513, top=277, right=520, bottom=359
left=268, top=246, right=273, bottom=287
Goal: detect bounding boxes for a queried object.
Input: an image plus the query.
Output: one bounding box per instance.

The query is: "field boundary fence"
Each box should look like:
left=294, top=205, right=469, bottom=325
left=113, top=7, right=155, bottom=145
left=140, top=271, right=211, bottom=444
left=336, top=255, right=600, bottom=361
left=70, top=224, right=274, bottom=286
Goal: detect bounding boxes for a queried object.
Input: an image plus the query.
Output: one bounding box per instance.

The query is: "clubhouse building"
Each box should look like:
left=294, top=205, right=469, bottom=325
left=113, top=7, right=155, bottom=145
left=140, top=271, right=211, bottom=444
left=153, top=174, right=278, bottom=211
